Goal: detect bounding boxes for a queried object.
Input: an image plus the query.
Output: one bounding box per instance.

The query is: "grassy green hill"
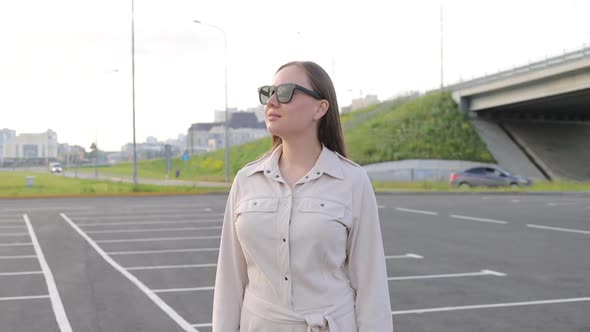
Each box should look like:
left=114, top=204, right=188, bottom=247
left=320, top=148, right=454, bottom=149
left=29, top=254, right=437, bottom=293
left=86, top=92, right=494, bottom=181
left=345, top=92, right=495, bottom=164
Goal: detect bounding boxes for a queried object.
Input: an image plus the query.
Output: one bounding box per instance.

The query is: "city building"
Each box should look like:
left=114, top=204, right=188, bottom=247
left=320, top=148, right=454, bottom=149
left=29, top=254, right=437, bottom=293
left=351, top=94, right=380, bottom=111
left=0, top=129, right=58, bottom=166
left=188, top=111, right=268, bottom=154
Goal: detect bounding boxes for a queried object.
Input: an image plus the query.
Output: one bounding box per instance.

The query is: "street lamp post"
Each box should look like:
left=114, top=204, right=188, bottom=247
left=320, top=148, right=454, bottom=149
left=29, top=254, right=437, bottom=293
left=193, top=20, right=230, bottom=182
left=131, top=0, right=138, bottom=187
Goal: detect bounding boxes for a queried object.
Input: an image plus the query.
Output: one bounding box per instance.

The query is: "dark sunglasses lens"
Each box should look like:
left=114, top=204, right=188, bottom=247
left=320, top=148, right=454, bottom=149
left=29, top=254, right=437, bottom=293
left=259, top=86, right=271, bottom=105
left=276, top=84, right=295, bottom=103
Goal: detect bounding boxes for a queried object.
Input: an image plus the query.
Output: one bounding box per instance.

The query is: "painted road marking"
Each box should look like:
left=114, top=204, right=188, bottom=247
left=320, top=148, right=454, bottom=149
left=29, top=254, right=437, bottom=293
left=0, top=220, right=23, bottom=224
left=527, top=224, right=590, bottom=235
left=192, top=323, right=212, bottom=328
left=85, top=226, right=222, bottom=234
left=392, top=297, right=590, bottom=315
left=0, top=242, right=33, bottom=247
left=395, top=208, right=438, bottom=216
left=153, top=286, right=214, bottom=293
left=0, top=295, right=50, bottom=301
left=125, top=263, right=217, bottom=271
left=108, top=248, right=219, bottom=256
left=385, top=253, right=423, bottom=259
left=1, top=207, right=91, bottom=212
left=388, top=269, right=506, bottom=281
left=0, top=271, right=43, bottom=276
left=61, top=213, right=199, bottom=332
left=450, top=215, right=508, bottom=225
left=0, top=255, right=36, bottom=260
left=168, top=269, right=506, bottom=293
left=0, top=225, right=25, bottom=229
left=95, top=235, right=221, bottom=243
left=24, top=214, right=73, bottom=332
left=72, top=213, right=222, bottom=221
left=77, top=219, right=221, bottom=227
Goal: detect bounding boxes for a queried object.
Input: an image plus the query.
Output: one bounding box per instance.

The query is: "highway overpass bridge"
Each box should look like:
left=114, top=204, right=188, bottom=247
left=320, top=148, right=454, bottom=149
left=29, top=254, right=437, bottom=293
left=448, top=46, right=590, bottom=181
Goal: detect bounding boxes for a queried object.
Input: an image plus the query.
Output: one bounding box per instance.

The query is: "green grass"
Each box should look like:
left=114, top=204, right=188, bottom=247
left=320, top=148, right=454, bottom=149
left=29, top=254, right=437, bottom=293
left=84, top=138, right=273, bottom=182
left=345, top=92, right=495, bottom=165
left=0, top=172, right=227, bottom=197
left=87, top=92, right=495, bottom=182
left=5, top=92, right=587, bottom=197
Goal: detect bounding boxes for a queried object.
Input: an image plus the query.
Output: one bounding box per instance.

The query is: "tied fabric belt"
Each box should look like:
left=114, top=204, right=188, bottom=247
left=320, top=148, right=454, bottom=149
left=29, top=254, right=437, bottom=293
left=242, top=289, right=355, bottom=332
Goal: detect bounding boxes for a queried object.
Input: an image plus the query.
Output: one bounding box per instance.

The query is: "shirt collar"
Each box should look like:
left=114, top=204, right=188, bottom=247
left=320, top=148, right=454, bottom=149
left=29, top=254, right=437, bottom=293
left=246, top=144, right=345, bottom=181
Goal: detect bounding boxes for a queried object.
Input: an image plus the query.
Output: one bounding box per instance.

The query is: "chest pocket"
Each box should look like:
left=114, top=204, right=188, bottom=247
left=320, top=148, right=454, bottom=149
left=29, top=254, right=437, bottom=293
left=236, top=198, right=279, bottom=215
left=298, top=197, right=346, bottom=222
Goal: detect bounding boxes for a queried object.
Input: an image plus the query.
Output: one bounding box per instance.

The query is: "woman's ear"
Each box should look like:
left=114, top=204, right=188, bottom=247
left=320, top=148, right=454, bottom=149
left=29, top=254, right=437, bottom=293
left=313, top=100, right=329, bottom=121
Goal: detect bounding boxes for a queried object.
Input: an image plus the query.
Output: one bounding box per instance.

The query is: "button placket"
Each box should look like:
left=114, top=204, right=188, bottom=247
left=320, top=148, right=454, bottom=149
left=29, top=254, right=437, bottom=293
left=277, top=193, right=293, bottom=306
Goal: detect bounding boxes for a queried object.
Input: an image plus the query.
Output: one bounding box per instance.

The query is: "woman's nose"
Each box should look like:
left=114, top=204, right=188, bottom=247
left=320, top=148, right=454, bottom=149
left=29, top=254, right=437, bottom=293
left=266, top=92, right=280, bottom=108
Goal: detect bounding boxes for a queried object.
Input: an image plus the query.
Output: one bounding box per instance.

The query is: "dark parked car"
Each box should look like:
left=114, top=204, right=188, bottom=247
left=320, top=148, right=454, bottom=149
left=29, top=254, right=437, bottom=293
left=449, top=166, right=532, bottom=188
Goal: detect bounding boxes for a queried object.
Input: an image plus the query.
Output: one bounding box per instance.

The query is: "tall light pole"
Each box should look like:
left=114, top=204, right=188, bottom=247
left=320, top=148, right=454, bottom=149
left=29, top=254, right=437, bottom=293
left=193, top=20, right=230, bottom=182
left=131, top=0, right=138, bottom=187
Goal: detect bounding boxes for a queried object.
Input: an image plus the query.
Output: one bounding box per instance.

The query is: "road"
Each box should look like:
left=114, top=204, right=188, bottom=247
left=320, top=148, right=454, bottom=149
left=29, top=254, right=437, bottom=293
left=0, top=193, right=588, bottom=331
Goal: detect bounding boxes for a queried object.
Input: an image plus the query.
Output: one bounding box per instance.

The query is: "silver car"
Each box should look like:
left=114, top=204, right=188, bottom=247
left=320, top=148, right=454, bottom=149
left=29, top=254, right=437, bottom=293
left=449, top=166, right=532, bottom=188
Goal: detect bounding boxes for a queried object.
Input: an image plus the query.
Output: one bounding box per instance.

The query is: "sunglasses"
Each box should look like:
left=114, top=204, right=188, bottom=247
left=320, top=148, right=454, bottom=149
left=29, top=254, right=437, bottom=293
left=258, top=83, right=323, bottom=105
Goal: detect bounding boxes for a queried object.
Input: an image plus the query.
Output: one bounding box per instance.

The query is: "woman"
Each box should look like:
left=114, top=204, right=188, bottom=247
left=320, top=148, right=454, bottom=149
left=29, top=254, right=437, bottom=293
left=212, top=61, right=393, bottom=331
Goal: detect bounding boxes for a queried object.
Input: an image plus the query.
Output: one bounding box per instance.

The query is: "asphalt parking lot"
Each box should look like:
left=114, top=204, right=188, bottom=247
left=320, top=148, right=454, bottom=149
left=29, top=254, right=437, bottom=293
left=0, top=193, right=588, bottom=332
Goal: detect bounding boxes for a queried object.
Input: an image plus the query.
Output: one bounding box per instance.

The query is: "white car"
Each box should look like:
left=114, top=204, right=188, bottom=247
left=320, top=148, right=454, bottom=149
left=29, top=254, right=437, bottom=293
left=50, top=162, right=63, bottom=173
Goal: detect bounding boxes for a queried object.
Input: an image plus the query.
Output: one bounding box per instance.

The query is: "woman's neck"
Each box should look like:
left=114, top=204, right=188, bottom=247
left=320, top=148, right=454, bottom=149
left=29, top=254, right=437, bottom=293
left=278, top=136, right=322, bottom=186
left=280, top=138, right=322, bottom=169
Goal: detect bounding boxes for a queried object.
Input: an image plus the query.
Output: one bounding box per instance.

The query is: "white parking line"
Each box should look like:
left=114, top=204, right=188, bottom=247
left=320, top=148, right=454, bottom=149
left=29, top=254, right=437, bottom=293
left=384, top=253, right=423, bottom=259
left=527, top=224, right=590, bottom=235
left=77, top=219, right=222, bottom=227
left=153, top=286, right=214, bottom=293
left=0, top=255, right=36, bottom=260
left=24, top=214, right=73, bottom=332
left=0, top=242, right=32, bottom=247
left=95, top=235, right=221, bottom=243
left=395, top=208, right=438, bottom=216
left=547, top=202, right=578, bottom=207
left=0, top=295, right=50, bottom=301
left=108, top=248, right=219, bottom=256
left=0, top=271, right=43, bottom=276
left=388, top=269, right=505, bottom=281
left=0, top=220, right=23, bottom=224
left=61, top=213, right=199, bottom=332
left=72, top=214, right=222, bottom=221
left=125, top=263, right=217, bottom=271
left=2, top=207, right=91, bottom=211
left=85, top=226, right=222, bottom=234
left=450, top=215, right=508, bottom=225
left=0, top=225, right=25, bottom=229
left=192, top=323, right=212, bottom=328
left=171, top=269, right=506, bottom=293
left=392, top=297, right=590, bottom=315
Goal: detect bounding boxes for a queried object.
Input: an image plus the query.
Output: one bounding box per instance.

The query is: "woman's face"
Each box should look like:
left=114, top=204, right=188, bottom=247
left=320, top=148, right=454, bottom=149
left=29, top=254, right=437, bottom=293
left=264, top=65, right=328, bottom=140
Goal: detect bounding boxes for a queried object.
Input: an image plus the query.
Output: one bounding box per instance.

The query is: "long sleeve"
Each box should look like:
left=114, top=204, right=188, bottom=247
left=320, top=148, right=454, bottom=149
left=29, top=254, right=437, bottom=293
left=212, top=178, right=248, bottom=332
left=347, top=173, right=393, bottom=331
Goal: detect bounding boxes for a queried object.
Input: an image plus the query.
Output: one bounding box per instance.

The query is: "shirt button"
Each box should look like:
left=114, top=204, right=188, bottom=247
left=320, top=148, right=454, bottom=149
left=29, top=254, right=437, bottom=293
left=316, top=172, right=320, bottom=175
left=284, top=277, right=288, bottom=281
left=320, top=203, right=325, bottom=207
left=275, top=175, right=280, bottom=178
left=265, top=170, right=271, bottom=174
left=282, top=238, right=286, bottom=242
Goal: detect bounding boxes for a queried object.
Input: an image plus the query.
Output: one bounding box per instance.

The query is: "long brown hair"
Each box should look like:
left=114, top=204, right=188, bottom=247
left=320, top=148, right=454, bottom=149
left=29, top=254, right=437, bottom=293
left=270, top=61, right=347, bottom=157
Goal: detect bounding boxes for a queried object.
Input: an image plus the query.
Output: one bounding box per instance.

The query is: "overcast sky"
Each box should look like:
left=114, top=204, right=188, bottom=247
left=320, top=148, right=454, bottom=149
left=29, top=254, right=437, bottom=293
left=1, top=0, right=589, bottom=151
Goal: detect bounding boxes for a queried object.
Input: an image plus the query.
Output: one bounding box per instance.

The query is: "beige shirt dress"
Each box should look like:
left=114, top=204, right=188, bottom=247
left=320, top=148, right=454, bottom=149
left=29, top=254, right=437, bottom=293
left=212, top=145, right=393, bottom=332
